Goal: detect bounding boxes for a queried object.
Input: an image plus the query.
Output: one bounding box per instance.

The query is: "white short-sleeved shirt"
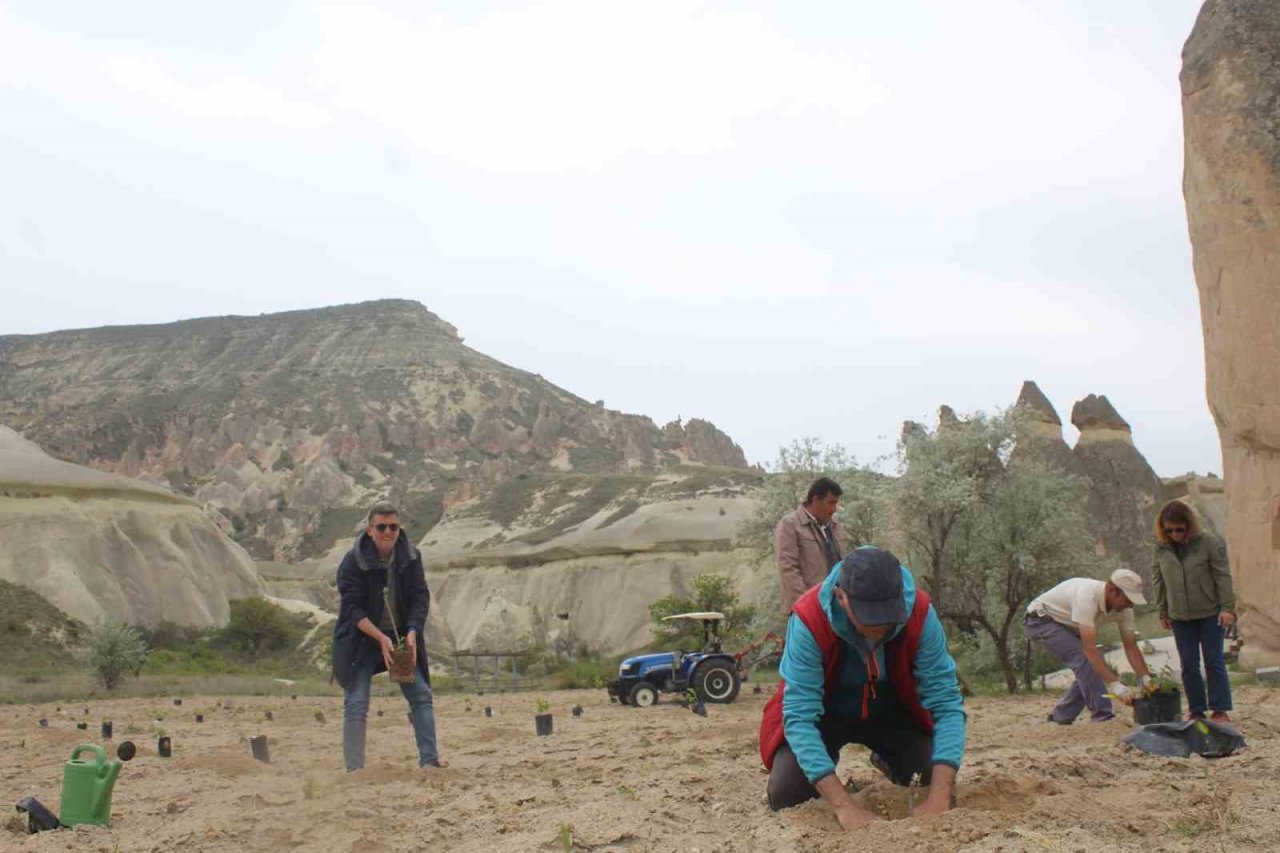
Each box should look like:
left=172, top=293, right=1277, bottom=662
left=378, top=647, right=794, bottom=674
left=1027, top=577, right=1135, bottom=632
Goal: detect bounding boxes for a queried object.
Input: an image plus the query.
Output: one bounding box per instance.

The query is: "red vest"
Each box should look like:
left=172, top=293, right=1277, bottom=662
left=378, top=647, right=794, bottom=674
left=758, top=584, right=935, bottom=769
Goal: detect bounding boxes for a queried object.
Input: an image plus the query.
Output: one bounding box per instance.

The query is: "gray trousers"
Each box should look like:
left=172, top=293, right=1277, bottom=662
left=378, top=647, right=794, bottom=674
left=1024, top=615, right=1114, bottom=723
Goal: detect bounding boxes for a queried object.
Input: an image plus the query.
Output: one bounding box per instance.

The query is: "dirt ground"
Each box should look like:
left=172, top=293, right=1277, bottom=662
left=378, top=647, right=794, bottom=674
left=1, top=683, right=1276, bottom=852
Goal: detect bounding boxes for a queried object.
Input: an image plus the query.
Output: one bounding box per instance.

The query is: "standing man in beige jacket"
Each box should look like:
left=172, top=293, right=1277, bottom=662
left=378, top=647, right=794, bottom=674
left=775, top=478, right=849, bottom=612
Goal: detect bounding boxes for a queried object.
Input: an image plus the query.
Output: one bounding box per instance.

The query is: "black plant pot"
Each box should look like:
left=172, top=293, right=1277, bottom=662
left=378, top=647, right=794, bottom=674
left=250, top=734, right=270, bottom=763
left=571, top=705, right=583, bottom=718
left=484, top=706, right=493, bottom=718
left=173, top=699, right=182, bottom=706
left=265, top=711, right=274, bottom=722
left=101, top=722, right=112, bottom=740
left=38, top=719, right=47, bottom=728
left=158, top=736, right=172, bottom=758
left=535, top=713, right=553, bottom=737
left=196, top=714, right=204, bottom=723
left=76, top=722, right=87, bottom=731
left=116, top=741, right=136, bottom=762
left=1134, top=688, right=1182, bottom=725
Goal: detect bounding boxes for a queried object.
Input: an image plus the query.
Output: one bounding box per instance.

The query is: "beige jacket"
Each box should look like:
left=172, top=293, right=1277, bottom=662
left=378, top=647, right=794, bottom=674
left=774, top=506, right=848, bottom=612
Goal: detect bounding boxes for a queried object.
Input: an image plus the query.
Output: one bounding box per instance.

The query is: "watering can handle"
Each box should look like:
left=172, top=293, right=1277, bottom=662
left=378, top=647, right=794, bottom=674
left=70, top=744, right=107, bottom=766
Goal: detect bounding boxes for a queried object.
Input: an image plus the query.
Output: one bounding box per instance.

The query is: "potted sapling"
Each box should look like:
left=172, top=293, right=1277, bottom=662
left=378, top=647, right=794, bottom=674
left=382, top=589, right=415, bottom=684
left=534, top=698, right=553, bottom=736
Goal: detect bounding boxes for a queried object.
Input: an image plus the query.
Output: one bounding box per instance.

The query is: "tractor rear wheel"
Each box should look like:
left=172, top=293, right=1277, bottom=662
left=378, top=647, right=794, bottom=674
left=628, top=682, right=659, bottom=708
left=694, top=661, right=741, bottom=704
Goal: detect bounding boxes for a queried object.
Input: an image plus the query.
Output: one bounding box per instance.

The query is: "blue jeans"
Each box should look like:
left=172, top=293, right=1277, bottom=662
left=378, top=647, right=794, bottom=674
left=342, top=653, right=439, bottom=770
left=1171, top=616, right=1232, bottom=715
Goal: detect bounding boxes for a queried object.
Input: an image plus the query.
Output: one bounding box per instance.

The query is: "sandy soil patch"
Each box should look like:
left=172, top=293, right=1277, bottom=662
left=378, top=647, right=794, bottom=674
left=1, top=685, right=1276, bottom=851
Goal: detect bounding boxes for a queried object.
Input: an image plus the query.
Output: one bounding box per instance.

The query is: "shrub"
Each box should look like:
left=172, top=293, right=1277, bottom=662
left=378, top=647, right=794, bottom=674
left=88, top=620, right=149, bottom=690
left=221, top=598, right=309, bottom=658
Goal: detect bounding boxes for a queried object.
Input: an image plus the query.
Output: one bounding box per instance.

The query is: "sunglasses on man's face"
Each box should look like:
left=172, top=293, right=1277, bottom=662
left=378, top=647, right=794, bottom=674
left=1163, top=526, right=1187, bottom=536
left=373, top=523, right=399, bottom=533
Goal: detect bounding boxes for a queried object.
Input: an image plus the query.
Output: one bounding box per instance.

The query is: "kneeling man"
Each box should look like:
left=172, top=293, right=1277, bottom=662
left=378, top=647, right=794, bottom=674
left=760, top=546, right=967, bottom=830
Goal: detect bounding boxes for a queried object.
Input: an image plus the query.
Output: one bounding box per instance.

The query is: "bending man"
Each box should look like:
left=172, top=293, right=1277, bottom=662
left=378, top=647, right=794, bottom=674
left=1024, top=569, right=1153, bottom=724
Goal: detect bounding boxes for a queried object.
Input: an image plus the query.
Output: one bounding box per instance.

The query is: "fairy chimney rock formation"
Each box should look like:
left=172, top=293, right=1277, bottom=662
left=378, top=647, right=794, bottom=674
left=1182, top=0, right=1280, bottom=666
left=1070, top=395, right=1164, bottom=587
left=1071, top=394, right=1134, bottom=445
left=1012, top=380, right=1076, bottom=471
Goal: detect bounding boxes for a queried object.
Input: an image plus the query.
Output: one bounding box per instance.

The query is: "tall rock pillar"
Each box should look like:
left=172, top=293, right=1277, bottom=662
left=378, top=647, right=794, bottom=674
left=1182, top=0, right=1280, bottom=666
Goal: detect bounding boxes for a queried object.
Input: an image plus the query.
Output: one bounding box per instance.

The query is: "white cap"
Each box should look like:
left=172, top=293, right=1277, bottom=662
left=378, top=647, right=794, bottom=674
left=1110, top=568, right=1147, bottom=605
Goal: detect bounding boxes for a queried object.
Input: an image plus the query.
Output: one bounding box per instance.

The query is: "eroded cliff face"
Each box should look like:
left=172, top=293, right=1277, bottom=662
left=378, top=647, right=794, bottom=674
left=0, top=301, right=748, bottom=563
left=1182, top=0, right=1280, bottom=666
left=0, top=426, right=265, bottom=627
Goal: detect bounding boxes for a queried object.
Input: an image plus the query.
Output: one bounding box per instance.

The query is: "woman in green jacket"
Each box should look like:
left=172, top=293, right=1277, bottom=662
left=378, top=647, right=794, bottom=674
left=1151, top=499, right=1236, bottom=723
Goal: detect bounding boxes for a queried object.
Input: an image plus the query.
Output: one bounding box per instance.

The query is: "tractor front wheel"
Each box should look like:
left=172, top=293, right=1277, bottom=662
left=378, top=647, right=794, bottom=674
left=694, top=662, right=741, bottom=704
left=628, top=682, right=659, bottom=708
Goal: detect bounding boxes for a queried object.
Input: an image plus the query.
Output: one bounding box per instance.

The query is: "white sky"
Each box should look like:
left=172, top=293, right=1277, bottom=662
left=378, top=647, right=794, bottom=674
left=0, top=0, right=1219, bottom=476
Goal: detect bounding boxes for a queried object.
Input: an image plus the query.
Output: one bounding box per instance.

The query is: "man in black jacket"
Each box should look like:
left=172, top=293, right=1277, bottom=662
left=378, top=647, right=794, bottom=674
left=333, top=501, right=443, bottom=770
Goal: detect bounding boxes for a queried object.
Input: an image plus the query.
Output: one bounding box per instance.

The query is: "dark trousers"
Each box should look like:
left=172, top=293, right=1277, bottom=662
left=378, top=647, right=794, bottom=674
left=1171, top=616, right=1232, bottom=714
left=767, top=715, right=933, bottom=811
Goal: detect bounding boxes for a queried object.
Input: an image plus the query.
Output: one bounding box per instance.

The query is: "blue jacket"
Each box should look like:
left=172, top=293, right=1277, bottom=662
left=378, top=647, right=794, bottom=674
left=779, top=561, right=967, bottom=784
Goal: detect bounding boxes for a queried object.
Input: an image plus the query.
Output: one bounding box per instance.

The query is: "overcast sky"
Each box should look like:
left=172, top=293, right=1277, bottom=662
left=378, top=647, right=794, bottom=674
left=1, top=0, right=1218, bottom=476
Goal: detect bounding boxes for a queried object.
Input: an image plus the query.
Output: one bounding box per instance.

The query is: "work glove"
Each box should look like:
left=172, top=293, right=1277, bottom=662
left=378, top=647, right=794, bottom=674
left=1107, top=681, right=1132, bottom=702
left=1139, top=675, right=1155, bottom=693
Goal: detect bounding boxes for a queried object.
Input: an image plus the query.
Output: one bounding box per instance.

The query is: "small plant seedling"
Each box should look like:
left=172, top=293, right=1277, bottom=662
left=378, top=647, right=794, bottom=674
left=536, top=698, right=551, bottom=715
left=302, top=777, right=319, bottom=800
left=616, top=784, right=636, bottom=799
left=907, top=772, right=923, bottom=816
left=557, top=822, right=573, bottom=852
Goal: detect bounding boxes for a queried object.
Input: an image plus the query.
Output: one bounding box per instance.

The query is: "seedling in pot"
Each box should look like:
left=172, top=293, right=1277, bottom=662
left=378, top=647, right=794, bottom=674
left=484, top=705, right=493, bottom=718
left=571, top=705, right=583, bottom=718
left=158, top=736, right=172, bottom=758
left=534, top=698, right=553, bottom=737
left=382, top=589, right=416, bottom=684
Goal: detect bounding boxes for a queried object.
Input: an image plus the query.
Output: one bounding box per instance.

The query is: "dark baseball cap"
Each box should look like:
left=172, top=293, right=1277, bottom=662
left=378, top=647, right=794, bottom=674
left=836, top=547, right=907, bottom=626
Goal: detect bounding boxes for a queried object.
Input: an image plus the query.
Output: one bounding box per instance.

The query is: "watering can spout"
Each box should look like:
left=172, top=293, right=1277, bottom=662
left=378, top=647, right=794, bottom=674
left=96, top=760, right=122, bottom=810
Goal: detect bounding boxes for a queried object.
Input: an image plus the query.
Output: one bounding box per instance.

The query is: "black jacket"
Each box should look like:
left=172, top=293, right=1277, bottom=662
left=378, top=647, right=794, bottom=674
left=331, top=530, right=431, bottom=690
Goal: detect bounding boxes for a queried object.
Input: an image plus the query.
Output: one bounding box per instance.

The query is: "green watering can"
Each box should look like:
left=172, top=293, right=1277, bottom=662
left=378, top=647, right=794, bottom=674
left=60, top=744, right=122, bottom=827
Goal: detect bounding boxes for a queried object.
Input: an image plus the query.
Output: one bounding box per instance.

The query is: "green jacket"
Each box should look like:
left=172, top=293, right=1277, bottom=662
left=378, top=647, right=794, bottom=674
left=1152, top=529, right=1235, bottom=621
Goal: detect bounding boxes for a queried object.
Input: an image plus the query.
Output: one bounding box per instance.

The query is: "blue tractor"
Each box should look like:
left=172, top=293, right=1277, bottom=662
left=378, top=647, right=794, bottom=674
left=606, top=612, right=743, bottom=708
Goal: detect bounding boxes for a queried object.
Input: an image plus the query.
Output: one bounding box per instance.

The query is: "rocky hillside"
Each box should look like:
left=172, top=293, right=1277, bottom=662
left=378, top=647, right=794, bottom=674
left=0, top=426, right=264, bottom=627
left=0, top=301, right=748, bottom=562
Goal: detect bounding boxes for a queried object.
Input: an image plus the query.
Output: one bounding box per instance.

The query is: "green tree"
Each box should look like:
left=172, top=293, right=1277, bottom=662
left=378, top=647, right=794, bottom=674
left=894, top=408, right=1108, bottom=692
left=88, top=620, right=149, bottom=690
left=221, top=598, right=307, bottom=658
left=649, top=574, right=756, bottom=650
left=742, top=437, right=891, bottom=551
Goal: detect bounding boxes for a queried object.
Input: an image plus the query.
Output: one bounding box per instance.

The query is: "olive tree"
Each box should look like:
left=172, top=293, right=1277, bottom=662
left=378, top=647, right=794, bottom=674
left=88, top=620, right=149, bottom=690
left=894, top=409, right=1108, bottom=692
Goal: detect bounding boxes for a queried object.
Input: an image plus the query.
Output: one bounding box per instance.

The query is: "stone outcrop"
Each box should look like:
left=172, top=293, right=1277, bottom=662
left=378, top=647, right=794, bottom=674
left=0, top=426, right=265, bottom=627
left=0, top=301, right=748, bottom=562
left=1182, top=0, right=1280, bottom=666
left=1070, top=396, right=1165, bottom=588
left=1011, top=380, right=1075, bottom=471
